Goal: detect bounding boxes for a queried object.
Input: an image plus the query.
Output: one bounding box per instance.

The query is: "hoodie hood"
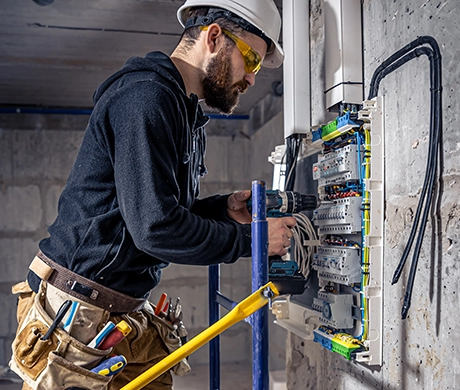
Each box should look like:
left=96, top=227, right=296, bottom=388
left=93, top=52, right=187, bottom=105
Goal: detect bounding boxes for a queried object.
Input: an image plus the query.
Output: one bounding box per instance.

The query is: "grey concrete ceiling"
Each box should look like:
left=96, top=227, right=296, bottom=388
left=0, top=0, right=284, bottom=136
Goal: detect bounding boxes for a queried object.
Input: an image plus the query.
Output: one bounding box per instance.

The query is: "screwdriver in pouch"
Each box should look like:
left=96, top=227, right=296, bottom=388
left=91, top=355, right=127, bottom=377
left=41, top=300, right=72, bottom=341
left=98, top=320, right=132, bottom=350
left=63, top=301, right=80, bottom=334
left=88, top=321, right=116, bottom=349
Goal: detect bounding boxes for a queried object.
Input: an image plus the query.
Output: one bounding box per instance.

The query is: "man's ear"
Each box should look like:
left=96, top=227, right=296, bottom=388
left=203, top=23, right=225, bottom=54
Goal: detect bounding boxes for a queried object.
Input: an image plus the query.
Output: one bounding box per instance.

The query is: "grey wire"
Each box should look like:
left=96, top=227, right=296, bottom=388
left=292, top=213, right=318, bottom=278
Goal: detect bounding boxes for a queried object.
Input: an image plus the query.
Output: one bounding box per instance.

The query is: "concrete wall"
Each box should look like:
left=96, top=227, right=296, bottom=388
left=285, top=0, right=460, bottom=389
left=0, top=114, right=87, bottom=367
left=0, top=109, right=287, bottom=371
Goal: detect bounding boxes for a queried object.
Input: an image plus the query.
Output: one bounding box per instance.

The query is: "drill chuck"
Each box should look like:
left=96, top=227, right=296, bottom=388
left=267, top=190, right=317, bottom=214
left=247, top=189, right=317, bottom=216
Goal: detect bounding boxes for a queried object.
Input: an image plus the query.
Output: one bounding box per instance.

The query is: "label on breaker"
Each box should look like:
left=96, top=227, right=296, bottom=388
left=313, top=145, right=362, bottom=186
left=313, top=197, right=362, bottom=234
left=313, top=246, right=361, bottom=285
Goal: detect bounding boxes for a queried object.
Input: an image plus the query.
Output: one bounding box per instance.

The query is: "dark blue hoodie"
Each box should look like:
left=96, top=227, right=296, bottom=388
left=29, top=52, right=252, bottom=298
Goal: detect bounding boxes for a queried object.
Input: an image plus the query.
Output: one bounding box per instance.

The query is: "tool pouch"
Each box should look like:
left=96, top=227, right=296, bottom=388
left=144, top=303, right=191, bottom=376
left=10, top=282, right=112, bottom=390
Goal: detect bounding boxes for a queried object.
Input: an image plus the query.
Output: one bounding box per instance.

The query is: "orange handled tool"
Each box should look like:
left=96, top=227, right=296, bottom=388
left=154, top=293, right=167, bottom=316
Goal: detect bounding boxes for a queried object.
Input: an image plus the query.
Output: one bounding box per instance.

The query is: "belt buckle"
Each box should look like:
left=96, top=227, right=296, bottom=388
left=69, top=281, right=99, bottom=300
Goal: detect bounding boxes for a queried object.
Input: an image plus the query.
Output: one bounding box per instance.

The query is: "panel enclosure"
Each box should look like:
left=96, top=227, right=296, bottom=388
left=272, top=97, right=384, bottom=366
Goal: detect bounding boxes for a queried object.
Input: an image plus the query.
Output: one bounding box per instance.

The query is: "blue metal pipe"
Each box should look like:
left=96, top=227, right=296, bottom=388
left=216, top=291, right=237, bottom=311
left=251, top=180, right=269, bottom=390
left=207, top=113, right=249, bottom=120
left=208, top=265, right=220, bottom=390
left=0, top=107, right=249, bottom=120
left=0, top=107, right=92, bottom=115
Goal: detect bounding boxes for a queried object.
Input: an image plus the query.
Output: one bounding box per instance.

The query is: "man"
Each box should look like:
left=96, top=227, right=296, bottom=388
left=11, top=0, right=295, bottom=389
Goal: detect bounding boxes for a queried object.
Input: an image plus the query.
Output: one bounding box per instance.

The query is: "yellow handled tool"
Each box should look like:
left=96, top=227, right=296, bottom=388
left=120, top=282, right=279, bottom=390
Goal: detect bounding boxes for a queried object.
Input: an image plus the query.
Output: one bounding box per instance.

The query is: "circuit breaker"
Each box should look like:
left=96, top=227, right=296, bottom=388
left=272, top=98, right=384, bottom=366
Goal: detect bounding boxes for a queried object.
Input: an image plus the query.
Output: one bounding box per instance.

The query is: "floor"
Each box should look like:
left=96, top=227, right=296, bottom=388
left=0, top=361, right=254, bottom=390
left=174, top=361, right=253, bottom=390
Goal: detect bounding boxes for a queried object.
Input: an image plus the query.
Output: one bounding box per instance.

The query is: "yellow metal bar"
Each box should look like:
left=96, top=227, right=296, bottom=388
left=120, top=282, right=279, bottom=390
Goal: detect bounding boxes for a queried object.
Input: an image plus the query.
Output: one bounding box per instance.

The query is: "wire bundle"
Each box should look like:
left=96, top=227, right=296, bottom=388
left=284, top=134, right=303, bottom=191
left=358, top=127, right=371, bottom=340
left=291, top=212, right=317, bottom=279
left=323, top=184, right=361, bottom=200
left=368, top=36, right=443, bottom=319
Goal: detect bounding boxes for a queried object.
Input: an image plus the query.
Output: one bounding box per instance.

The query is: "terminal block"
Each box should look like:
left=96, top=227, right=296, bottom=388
left=331, top=334, right=364, bottom=360
left=313, top=327, right=364, bottom=360
left=312, top=145, right=363, bottom=186
left=313, top=246, right=361, bottom=285
left=313, top=326, right=335, bottom=351
left=312, top=291, right=354, bottom=329
left=313, top=197, right=362, bottom=234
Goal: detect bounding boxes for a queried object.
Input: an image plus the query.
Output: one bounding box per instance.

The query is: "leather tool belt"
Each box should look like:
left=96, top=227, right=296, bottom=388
left=30, top=251, right=146, bottom=314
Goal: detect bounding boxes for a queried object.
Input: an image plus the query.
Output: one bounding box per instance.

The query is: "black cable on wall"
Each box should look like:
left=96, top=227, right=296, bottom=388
left=368, top=36, right=443, bottom=319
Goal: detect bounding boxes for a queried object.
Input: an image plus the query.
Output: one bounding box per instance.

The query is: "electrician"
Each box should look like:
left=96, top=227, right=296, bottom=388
left=11, top=0, right=295, bottom=389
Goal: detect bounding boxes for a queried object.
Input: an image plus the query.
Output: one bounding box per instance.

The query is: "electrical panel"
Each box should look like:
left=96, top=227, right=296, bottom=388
left=272, top=97, right=384, bottom=366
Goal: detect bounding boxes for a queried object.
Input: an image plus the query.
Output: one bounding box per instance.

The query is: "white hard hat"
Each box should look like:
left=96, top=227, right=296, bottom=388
left=177, top=0, right=284, bottom=68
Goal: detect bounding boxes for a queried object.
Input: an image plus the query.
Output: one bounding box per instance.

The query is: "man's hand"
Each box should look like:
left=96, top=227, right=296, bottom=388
left=227, top=191, right=297, bottom=256
left=227, top=190, right=252, bottom=224
left=268, top=217, right=296, bottom=256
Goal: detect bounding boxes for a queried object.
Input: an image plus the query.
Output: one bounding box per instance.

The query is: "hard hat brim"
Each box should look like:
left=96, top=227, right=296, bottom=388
left=263, top=41, right=284, bottom=69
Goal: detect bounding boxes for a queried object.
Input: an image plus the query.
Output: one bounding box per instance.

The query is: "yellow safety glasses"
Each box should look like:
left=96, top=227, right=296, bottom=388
left=200, top=26, right=263, bottom=74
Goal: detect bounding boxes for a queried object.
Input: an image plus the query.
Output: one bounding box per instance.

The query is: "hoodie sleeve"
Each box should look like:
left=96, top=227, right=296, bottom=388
left=191, top=194, right=232, bottom=221
left=104, top=81, right=252, bottom=265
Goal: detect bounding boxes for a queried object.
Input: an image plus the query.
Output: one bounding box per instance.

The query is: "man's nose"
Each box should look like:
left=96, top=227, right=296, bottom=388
left=244, top=72, right=256, bottom=87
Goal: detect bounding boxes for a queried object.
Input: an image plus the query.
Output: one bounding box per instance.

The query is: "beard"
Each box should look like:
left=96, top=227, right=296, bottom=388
left=202, top=46, right=248, bottom=115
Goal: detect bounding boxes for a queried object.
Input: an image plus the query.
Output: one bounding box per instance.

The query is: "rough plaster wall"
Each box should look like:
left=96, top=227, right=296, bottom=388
left=0, top=111, right=287, bottom=371
left=286, top=0, right=460, bottom=389
left=0, top=115, right=87, bottom=367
